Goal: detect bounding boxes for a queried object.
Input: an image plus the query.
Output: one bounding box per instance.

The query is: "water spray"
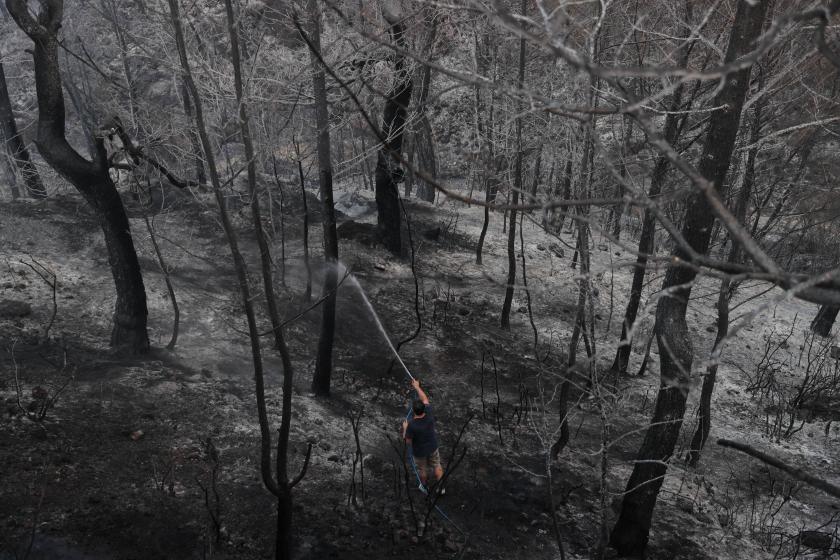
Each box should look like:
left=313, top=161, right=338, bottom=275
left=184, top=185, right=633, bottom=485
left=337, top=262, right=414, bottom=381
left=335, top=262, right=464, bottom=535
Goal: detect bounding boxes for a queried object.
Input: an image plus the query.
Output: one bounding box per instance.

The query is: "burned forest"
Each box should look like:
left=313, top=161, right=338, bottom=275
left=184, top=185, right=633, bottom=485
left=3, top=1, right=840, bottom=559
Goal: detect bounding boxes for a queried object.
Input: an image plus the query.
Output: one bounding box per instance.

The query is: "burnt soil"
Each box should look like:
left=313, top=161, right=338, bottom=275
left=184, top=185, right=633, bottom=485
left=2, top=189, right=839, bottom=560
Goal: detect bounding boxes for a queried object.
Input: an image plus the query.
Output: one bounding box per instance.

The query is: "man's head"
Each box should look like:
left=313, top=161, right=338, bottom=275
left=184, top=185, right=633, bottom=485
left=412, top=400, right=426, bottom=416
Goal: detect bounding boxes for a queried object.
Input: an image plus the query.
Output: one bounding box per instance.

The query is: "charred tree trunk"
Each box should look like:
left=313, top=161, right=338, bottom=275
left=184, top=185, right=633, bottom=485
left=555, top=159, right=572, bottom=232
left=0, top=81, right=18, bottom=198
left=103, top=3, right=182, bottom=352
left=225, top=0, right=284, bottom=354
left=529, top=148, right=542, bottom=202
left=1, top=148, right=17, bottom=198
left=609, top=147, right=670, bottom=375
left=608, top=116, right=633, bottom=239
left=474, top=30, right=495, bottom=265
left=811, top=305, right=839, bottom=338
left=500, top=0, right=526, bottom=329
left=0, top=57, right=45, bottom=198
left=554, top=89, right=598, bottom=456
left=297, top=158, right=312, bottom=302
left=180, top=80, right=207, bottom=186
left=476, top=158, right=502, bottom=266
left=413, top=10, right=437, bottom=203
left=610, top=2, right=770, bottom=556
left=98, top=186, right=150, bottom=352
left=7, top=0, right=149, bottom=353
left=307, top=0, right=340, bottom=397
left=686, top=282, right=729, bottom=465
left=145, top=215, right=179, bottom=350
left=553, top=207, right=593, bottom=457
left=275, top=489, right=293, bottom=559
left=173, top=3, right=311, bottom=559
left=610, top=46, right=692, bottom=377
left=374, top=10, right=413, bottom=254
left=414, top=76, right=436, bottom=203
left=498, top=141, right=520, bottom=330
left=687, top=86, right=767, bottom=467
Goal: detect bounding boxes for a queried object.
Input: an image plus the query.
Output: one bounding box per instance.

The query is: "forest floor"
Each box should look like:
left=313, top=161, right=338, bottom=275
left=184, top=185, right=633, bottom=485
left=1, top=180, right=839, bottom=560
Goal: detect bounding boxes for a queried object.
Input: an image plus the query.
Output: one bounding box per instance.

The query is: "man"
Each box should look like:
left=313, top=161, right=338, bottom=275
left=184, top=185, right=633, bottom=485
left=402, top=378, right=444, bottom=492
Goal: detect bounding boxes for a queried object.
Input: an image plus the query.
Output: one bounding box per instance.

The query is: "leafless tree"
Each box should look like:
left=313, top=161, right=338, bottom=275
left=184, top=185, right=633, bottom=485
left=0, top=55, right=44, bottom=198
left=610, top=2, right=772, bottom=554
left=7, top=0, right=150, bottom=353
left=374, top=7, right=413, bottom=254
left=499, top=0, right=527, bottom=330
left=306, top=0, right=341, bottom=397
left=169, top=1, right=312, bottom=557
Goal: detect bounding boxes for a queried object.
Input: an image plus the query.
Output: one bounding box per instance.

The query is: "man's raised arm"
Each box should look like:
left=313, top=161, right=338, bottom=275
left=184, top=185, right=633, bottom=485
left=411, top=379, right=430, bottom=405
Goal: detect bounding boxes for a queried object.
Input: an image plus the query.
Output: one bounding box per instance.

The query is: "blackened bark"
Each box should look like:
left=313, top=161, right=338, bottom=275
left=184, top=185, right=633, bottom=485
left=476, top=179, right=491, bottom=265
left=145, top=216, right=179, bottom=350
left=555, top=159, right=572, bottom=232
left=414, top=71, right=436, bottom=202
left=542, top=160, right=555, bottom=227
left=474, top=29, right=494, bottom=265
left=500, top=0, right=526, bottom=329
left=609, top=151, right=669, bottom=376
left=181, top=81, right=207, bottom=185
left=7, top=0, right=149, bottom=353
left=529, top=148, right=542, bottom=202
left=811, top=305, right=840, bottom=338
left=173, top=5, right=311, bottom=560
left=0, top=81, right=18, bottom=198
left=275, top=490, right=292, bottom=560
left=552, top=204, right=592, bottom=458
left=498, top=144, right=519, bottom=330
left=1, top=148, right=17, bottom=198
left=0, top=57, right=45, bottom=198
left=226, top=7, right=310, bottom=557
left=170, top=0, right=274, bottom=495
left=476, top=158, right=501, bottom=265
left=297, top=158, right=312, bottom=302
left=307, top=0, right=339, bottom=397
left=225, top=0, right=286, bottom=359
left=99, top=186, right=149, bottom=352
left=686, top=282, right=728, bottom=466
left=414, top=11, right=437, bottom=203
left=375, top=12, right=412, bottom=254
left=610, top=47, right=691, bottom=377
left=105, top=3, right=179, bottom=352
left=687, top=88, right=767, bottom=467
left=610, top=2, right=770, bottom=556
left=609, top=116, right=633, bottom=239
left=550, top=377, right=571, bottom=459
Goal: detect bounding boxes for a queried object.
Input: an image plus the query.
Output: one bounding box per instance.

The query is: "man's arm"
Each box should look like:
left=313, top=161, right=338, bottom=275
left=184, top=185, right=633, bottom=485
left=411, top=379, right=429, bottom=405
left=402, top=420, right=412, bottom=446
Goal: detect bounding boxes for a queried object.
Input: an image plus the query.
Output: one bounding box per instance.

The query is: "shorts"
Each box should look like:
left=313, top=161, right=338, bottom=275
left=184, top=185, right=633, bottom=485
left=414, top=449, right=441, bottom=473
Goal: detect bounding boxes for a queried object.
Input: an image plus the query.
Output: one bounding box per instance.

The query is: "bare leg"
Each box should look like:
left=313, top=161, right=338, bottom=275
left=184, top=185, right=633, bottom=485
left=417, top=461, right=428, bottom=487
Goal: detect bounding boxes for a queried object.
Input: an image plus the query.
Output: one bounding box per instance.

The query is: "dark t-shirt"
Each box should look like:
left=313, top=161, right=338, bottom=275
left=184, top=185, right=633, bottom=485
left=406, top=405, right=438, bottom=458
